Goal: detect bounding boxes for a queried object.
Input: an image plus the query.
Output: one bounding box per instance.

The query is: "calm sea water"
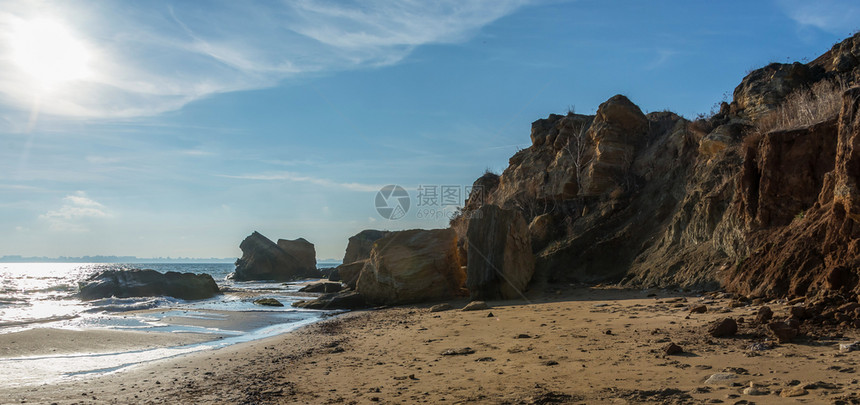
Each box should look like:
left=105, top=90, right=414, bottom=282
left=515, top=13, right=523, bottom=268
left=0, top=261, right=341, bottom=386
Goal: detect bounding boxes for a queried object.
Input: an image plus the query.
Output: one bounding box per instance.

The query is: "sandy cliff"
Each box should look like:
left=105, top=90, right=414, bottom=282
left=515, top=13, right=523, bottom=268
left=453, top=33, right=860, bottom=298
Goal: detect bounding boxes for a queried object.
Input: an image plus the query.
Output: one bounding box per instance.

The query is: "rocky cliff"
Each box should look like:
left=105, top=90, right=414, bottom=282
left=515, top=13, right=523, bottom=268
left=452, top=33, right=860, bottom=298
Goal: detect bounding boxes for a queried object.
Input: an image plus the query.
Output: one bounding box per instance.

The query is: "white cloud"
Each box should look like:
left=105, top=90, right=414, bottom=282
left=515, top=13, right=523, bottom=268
left=0, top=0, right=532, bottom=119
left=219, top=171, right=382, bottom=192
left=38, top=191, right=110, bottom=232
left=776, top=0, right=860, bottom=34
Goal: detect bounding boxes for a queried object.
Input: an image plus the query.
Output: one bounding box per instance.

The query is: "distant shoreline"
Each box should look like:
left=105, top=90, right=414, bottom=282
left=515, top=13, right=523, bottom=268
left=0, top=257, right=343, bottom=265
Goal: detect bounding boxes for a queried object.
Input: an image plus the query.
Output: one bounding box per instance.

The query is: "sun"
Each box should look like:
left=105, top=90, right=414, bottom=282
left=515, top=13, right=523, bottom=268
left=10, top=18, right=92, bottom=88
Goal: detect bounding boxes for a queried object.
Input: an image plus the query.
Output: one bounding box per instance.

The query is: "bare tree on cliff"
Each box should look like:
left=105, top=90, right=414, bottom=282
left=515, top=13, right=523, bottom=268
left=564, top=122, right=593, bottom=195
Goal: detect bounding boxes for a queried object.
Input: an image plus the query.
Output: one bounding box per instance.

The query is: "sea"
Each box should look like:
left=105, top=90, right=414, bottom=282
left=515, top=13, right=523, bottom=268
left=0, top=261, right=341, bottom=387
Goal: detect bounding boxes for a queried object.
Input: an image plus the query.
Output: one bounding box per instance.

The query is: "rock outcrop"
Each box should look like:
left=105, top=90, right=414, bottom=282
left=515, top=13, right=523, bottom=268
left=233, top=232, right=321, bottom=281
left=465, top=204, right=534, bottom=300
left=355, top=229, right=466, bottom=305
left=343, top=230, right=390, bottom=264
left=451, top=32, right=860, bottom=298
left=277, top=238, right=316, bottom=273
left=580, top=95, right=648, bottom=196
left=78, top=269, right=219, bottom=301
left=454, top=104, right=696, bottom=286
left=733, top=62, right=820, bottom=119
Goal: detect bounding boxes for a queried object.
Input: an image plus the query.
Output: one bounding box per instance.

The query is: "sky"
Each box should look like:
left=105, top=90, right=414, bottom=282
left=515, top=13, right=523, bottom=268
left=0, top=0, right=858, bottom=260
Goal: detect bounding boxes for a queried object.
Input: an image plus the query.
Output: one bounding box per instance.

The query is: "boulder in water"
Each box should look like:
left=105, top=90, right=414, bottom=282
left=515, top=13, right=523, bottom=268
left=233, top=231, right=321, bottom=281
left=277, top=238, right=317, bottom=273
left=78, top=269, right=219, bottom=301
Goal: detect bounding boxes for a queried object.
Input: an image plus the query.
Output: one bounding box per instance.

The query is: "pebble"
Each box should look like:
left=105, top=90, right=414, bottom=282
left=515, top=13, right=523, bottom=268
left=462, top=301, right=489, bottom=311
left=662, top=342, right=683, bottom=355
left=441, top=347, right=475, bottom=356
left=704, top=373, right=738, bottom=385
left=742, top=382, right=766, bottom=396
left=840, top=341, right=860, bottom=352
left=429, top=303, right=452, bottom=312
left=780, top=385, right=808, bottom=397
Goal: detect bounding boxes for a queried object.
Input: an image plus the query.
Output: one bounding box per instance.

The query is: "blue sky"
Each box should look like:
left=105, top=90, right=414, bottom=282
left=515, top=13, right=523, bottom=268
left=0, top=0, right=857, bottom=260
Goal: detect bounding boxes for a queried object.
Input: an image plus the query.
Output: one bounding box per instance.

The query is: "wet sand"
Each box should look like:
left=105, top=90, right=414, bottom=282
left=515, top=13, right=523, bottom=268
left=3, top=287, right=860, bottom=404
left=0, top=328, right=218, bottom=358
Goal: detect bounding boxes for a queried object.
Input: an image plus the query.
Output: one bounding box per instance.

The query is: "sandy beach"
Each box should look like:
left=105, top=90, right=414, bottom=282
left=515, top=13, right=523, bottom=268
left=2, top=287, right=859, bottom=404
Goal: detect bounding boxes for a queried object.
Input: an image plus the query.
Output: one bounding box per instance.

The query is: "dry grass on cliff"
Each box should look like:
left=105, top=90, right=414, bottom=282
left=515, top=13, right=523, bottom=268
left=755, top=77, right=848, bottom=134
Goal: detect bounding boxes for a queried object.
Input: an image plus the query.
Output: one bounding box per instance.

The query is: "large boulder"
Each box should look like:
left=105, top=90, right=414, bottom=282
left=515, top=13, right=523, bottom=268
left=466, top=205, right=535, bottom=300
left=343, top=230, right=390, bottom=264
left=299, top=281, right=343, bottom=293
left=277, top=238, right=316, bottom=272
left=333, top=260, right=367, bottom=290
left=292, top=291, right=369, bottom=310
left=78, top=269, right=219, bottom=301
left=528, top=213, right=560, bottom=252
left=698, top=123, right=745, bottom=159
left=356, top=229, right=466, bottom=305
left=233, top=231, right=321, bottom=281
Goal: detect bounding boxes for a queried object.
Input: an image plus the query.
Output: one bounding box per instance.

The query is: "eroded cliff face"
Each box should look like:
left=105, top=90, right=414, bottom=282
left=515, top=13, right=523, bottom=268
left=724, top=89, right=860, bottom=297
left=454, top=96, right=701, bottom=287
left=453, top=32, right=860, bottom=297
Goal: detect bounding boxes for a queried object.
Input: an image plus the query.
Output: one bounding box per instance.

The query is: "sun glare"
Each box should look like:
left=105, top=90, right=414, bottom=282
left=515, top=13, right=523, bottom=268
left=10, top=18, right=92, bottom=88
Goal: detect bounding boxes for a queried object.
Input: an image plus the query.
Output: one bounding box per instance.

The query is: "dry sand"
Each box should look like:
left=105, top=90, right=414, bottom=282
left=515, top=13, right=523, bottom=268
left=3, top=287, right=860, bottom=404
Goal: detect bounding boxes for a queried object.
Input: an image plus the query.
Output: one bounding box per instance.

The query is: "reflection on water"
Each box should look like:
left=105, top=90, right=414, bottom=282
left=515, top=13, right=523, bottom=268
left=0, top=262, right=341, bottom=387
left=0, top=263, right=98, bottom=327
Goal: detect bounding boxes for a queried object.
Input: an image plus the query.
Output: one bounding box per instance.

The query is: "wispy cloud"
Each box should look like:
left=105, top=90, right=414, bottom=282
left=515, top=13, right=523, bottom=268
left=645, top=48, right=679, bottom=70
left=0, top=0, right=532, bottom=119
left=179, top=149, right=213, bottom=157
left=38, top=191, right=110, bottom=231
left=0, top=183, right=45, bottom=192
left=85, top=155, right=122, bottom=164
left=219, top=171, right=382, bottom=192
left=776, top=0, right=860, bottom=34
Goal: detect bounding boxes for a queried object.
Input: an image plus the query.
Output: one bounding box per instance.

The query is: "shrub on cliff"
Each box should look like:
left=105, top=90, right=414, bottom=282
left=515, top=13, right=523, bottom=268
left=755, top=77, right=848, bottom=134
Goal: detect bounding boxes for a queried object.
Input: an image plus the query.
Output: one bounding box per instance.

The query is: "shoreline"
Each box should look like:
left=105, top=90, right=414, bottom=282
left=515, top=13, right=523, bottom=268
left=0, top=328, right=219, bottom=359
left=4, top=287, right=860, bottom=403
left=0, top=304, right=329, bottom=390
